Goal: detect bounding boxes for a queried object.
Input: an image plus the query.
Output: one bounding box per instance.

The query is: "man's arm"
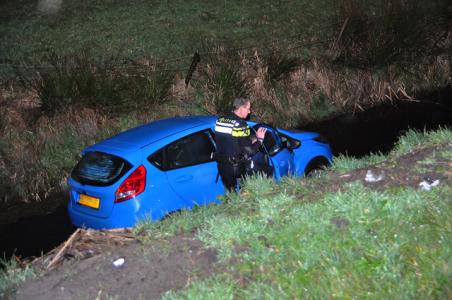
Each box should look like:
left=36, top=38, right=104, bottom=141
left=235, top=124, right=267, bottom=157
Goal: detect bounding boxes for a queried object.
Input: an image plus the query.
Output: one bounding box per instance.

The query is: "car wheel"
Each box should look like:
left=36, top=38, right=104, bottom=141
left=304, top=156, right=330, bottom=178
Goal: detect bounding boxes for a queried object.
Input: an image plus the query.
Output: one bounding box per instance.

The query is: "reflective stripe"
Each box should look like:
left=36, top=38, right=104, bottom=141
left=215, top=117, right=250, bottom=136
left=215, top=121, right=234, bottom=128
left=217, top=117, right=239, bottom=126
left=215, top=125, right=233, bottom=134
left=232, top=127, right=250, bottom=137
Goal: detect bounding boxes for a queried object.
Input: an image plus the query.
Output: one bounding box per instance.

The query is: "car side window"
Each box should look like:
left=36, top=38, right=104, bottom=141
left=263, top=132, right=277, bottom=153
left=149, top=130, right=216, bottom=170
left=261, top=128, right=284, bottom=156
left=279, top=133, right=301, bottom=149
left=149, top=148, right=164, bottom=168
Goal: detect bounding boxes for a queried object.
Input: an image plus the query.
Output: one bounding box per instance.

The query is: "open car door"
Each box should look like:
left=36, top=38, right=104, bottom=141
left=252, top=124, right=295, bottom=180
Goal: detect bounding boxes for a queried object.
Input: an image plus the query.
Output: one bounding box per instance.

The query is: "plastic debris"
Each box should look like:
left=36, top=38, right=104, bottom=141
left=112, top=258, right=125, bottom=268
left=419, top=178, right=440, bottom=191
left=365, top=170, right=384, bottom=182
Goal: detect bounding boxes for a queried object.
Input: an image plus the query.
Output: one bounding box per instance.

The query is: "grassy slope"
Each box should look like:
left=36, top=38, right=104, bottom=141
left=0, top=0, right=332, bottom=64
left=134, top=128, right=452, bottom=299
left=1, top=130, right=451, bottom=298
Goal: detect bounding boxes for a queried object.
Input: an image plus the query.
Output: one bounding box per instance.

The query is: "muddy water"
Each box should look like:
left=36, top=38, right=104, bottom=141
left=1, top=97, right=451, bottom=262
left=0, top=205, right=75, bottom=263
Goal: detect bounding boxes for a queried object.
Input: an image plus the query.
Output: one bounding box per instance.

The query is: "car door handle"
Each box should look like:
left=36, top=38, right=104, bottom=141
left=175, top=175, right=194, bottom=183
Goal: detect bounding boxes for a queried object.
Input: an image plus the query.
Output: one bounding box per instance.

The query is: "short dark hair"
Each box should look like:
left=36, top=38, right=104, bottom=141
left=232, top=97, right=250, bottom=111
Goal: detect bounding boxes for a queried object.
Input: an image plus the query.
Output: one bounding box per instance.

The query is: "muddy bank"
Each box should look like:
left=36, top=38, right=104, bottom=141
left=13, top=235, right=218, bottom=300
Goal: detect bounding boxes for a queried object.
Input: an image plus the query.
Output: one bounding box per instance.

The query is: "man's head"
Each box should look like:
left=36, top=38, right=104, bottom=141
left=232, top=97, right=251, bottom=119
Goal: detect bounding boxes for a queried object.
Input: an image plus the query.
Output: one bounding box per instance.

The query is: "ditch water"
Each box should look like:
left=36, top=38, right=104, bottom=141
left=303, top=96, right=452, bottom=157
left=1, top=93, right=451, bottom=263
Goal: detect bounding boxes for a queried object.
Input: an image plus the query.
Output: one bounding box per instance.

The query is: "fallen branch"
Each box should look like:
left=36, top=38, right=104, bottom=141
left=46, top=228, right=81, bottom=270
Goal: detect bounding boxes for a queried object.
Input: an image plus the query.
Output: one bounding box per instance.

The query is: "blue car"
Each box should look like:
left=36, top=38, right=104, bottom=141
left=68, top=115, right=332, bottom=229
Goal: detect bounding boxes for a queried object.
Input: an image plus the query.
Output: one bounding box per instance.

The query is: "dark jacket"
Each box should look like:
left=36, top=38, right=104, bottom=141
left=214, top=113, right=261, bottom=164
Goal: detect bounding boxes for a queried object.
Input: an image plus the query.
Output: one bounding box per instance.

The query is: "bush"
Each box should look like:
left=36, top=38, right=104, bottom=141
left=262, top=49, right=300, bottom=85
left=17, top=50, right=175, bottom=114
left=196, top=41, right=249, bottom=114
left=122, top=65, right=175, bottom=110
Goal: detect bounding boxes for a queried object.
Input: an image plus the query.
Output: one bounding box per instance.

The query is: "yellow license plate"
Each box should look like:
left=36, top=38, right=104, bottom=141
left=79, top=194, right=100, bottom=209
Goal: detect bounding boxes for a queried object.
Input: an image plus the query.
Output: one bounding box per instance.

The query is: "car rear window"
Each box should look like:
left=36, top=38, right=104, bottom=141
left=71, top=151, right=132, bottom=186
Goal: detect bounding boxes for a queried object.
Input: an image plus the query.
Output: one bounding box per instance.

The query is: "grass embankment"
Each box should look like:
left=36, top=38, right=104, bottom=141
left=0, top=259, right=35, bottom=297
left=0, top=128, right=451, bottom=298
left=132, top=128, right=452, bottom=299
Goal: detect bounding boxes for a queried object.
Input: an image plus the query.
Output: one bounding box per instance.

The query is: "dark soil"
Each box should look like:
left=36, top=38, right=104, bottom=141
left=298, top=143, right=452, bottom=199
left=12, top=234, right=218, bottom=300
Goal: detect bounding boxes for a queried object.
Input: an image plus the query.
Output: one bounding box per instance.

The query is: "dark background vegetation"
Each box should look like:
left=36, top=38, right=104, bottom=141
left=0, top=0, right=451, bottom=211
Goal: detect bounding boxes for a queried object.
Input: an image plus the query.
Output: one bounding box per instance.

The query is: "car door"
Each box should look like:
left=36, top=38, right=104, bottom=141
left=259, top=126, right=295, bottom=180
left=163, top=130, right=224, bottom=206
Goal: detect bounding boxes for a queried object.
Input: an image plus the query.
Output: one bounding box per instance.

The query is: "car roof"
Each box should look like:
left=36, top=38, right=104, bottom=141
left=91, top=115, right=217, bottom=152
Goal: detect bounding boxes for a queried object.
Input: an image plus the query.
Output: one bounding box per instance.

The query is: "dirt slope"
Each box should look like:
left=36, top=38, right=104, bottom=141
left=13, top=235, right=217, bottom=300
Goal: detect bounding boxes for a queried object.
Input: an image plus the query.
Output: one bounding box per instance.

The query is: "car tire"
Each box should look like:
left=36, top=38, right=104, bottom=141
left=304, top=156, right=330, bottom=177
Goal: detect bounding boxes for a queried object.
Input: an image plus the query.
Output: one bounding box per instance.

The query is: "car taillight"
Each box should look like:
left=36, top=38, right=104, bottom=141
left=115, top=165, right=146, bottom=203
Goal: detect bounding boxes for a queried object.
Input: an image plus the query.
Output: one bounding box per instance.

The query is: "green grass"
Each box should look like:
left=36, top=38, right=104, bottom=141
left=0, top=259, right=35, bottom=298
left=173, top=182, right=451, bottom=299
left=134, top=128, right=452, bottom=299
left=391, top=127, right=452, bottom=156
left=162, top=275, right=236, bottom=300
left=162, top=274, right=236, bottom=300
left=331, top=152, right=387, bottom=173
left=0, top=0, right=333, bottom=66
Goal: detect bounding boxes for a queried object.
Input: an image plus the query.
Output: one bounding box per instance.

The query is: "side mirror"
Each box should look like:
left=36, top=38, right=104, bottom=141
left=282, top=140, right=293, bottom=152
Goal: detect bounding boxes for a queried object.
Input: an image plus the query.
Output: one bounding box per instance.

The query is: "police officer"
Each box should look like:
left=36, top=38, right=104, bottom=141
left=214, top=97, right=267, bottom=192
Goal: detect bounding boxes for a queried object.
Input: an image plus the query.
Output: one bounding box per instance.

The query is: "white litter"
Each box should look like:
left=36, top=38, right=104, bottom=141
left=365, top=170, right=384, bottom=183
left=419, top=179, right=440, bottom=191
left=112, top=258, right=125, bottom=268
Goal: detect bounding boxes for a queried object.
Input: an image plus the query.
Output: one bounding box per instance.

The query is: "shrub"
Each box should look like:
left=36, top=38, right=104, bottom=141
left=195, top=41, right=249, bottom=115
left=121, top=65, right=175, bottom=110
left=16, top=50, right=175, bottom=114
left=262, top=49, right=300, bottom=85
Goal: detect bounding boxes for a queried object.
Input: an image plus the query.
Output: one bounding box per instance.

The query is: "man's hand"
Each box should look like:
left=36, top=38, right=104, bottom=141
left=255, top=127, right=267, bottom=141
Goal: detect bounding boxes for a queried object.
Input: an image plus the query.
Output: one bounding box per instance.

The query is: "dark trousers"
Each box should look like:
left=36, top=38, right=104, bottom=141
left=218, top=163, right=242, bottom=192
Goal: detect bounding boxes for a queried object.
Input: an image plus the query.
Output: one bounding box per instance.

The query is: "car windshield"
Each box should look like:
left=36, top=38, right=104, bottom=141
left=71, top=151, right=132, bottom=186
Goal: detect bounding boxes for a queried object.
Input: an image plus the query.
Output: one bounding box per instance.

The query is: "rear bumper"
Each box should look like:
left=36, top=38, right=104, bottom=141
left=68, top=197, right=144, bottom=229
